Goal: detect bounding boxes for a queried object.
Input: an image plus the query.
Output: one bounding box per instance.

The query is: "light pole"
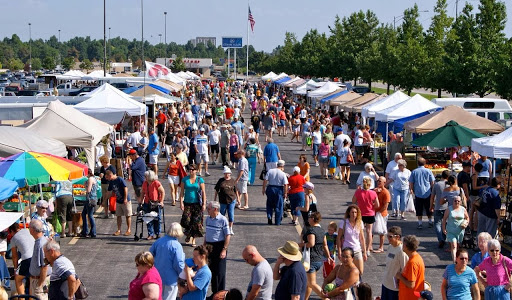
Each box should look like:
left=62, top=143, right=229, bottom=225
left=28, top=23, right=32, bottom=72
left=109, top=27, right=111, bottom=72
left=58, top=29, right=60, bottom=43
left=159, top=34, right=162, bottom=44
left=393, top=10, right=429, bottom=30
left=103, top=0, right=107, bottom=77
left=164, top=12, right=167, bottom=45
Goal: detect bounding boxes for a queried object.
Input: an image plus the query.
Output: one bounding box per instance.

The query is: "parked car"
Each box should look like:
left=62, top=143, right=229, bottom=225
left=248, top=71, right=256, bottom=76
left=5, top=85, right=21, bottom=92
left=68, top=86, right=98, bottom=96
left=16, top=90, right=40, bottom=96
left=0, top=79, right=10, bottom=87
left=110, top=82, right=130, bottom=91
left=352, top=86, right=371, bottom=95
left=56, top=83, right=80, bottom=96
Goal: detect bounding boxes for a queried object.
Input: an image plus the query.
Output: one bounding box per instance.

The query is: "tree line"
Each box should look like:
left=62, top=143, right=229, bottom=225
left=248, top=0, right=512, bottom=99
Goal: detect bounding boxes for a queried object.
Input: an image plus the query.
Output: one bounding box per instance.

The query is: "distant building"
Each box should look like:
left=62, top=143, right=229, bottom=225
left=189, top=37, right=216, bottom=47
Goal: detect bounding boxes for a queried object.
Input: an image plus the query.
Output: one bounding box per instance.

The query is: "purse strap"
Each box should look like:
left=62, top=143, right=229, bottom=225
left=502, top=256, right=512, bottom=284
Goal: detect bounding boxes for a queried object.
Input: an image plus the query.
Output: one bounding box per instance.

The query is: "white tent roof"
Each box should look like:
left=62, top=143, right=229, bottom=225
left=74, top=83, right=145, bottom=123
left=83, top=70, right=113, bottom=80
left=307, top=80, right=325, bottom=90
left=471, top=126, right=512, bottom=158
left=374, top=94, right=440, bottom=122
left=295, top=84, right=307, bottom=95
left=361, top=91, right=410, bottom=118
left=56, top=70, right=87, bottom=80
left=176, top=71, right=193, bottom=80
left=19, top=100, right=112, bottom=169
left=145, top=94, right=178, bottom=104
left=163, top=73, right=187, bottom=85
left=308, top=82, right=342, bottom=98
left=185, top=71, right=200, bottom=80
left=272, top=72, right=289, bottom=81
left=261, top=72, right=277, bottom=81
left=0, top=127, right=67, bottom=158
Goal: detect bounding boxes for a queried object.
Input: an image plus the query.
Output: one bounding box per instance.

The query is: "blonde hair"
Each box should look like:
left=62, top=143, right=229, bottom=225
left=135, top=251, right=154, bottom=268
left=166, top=222, right=184, bottom=238
left=328, top=221, right=338, bottom=231
left=344, top=204, right=363, bottom=231
left=362, top=176, right=372, bottom=190
left=99, top=156, right=109, bottom=164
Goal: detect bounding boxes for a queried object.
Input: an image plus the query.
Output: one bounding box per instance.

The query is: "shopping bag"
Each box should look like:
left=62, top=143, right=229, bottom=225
left=306, top=136, right=312, bottom=146
left=109, top=195, right=117, bottom=213
left=406, top=194, right=416, bottom=213
left=323, top=259, right=335, bottom=278
left=52, top=213, right=62, bottom=234
left=373, top=212, right=388, bottom=235
left=302, top=247, right=310, bottom=272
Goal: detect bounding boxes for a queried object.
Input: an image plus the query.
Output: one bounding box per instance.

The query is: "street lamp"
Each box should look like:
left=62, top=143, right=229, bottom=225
left=28, top=23, right=32, bottom=72
left=164, top=12, right=167, bottom=45
left=109, top=27, right=111, bottom=72
left=159, top=34, right=162, bottom=44
left=103, top=0, right=107, bottom=77
left=393, top=10, right=429, bottom=30
left=58, top=29, right=60, bottom=43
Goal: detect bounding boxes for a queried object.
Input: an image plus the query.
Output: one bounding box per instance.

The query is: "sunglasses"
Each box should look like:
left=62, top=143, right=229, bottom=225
left=38, top=207, right=48, bottom=210
left=490, top=249, right=500, bottom=252
left=387, top=234, right=399, bottom=238
left=458, top=257, right=469, bottom=261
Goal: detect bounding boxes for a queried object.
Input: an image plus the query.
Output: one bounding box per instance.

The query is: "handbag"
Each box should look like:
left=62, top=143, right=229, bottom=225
left=460, top=219, right=469, bottom=229
left=75, top=279, right=89, bottom=299
left=373, top=212, right=388, bottom=235
left=302, top=247, right=311, bottom=272
left=323, top=259, right=335, bottom=278
left=109, top=195, right=117, bottom=213
left=406, top=193, right=416, bottom=213
left=501, top=257, right=512, bottom=294
left=259, top=164, right=268, bottom=181
left=473, top=196, right=483, bottom=207
left=306, top=136, right=312, bottom=146
left=347, top=153, right=354, bottom=164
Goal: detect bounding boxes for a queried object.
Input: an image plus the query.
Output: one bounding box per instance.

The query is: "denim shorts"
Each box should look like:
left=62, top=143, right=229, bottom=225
left=307, top=261, right=323, bottom=273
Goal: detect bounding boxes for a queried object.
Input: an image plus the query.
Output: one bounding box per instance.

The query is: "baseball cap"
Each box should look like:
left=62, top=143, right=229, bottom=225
left=223, top=166, right=232, bottom=174
left=414, top=291, right=433, bottom=300
left=200, top=127, right=205, bottom=132
left=277, top=160, right=285, bottom=167
left=293, top=166, right=301, bottom=173
left=337, top=128, right=343, bottom=133
left=128, top=149, right=137, bottom=155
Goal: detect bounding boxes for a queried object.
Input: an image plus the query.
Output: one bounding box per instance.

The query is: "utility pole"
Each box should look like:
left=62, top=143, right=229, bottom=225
left=58, top=29, right=61, bottom=42
left=159, top=34, right=162, bottom=44
left=164, top=12, right=167, bottom=45
left=103, top=0, right=106, bottom=77
left=28, top=23, right=32, bottom=72
left=455, top=0, right=459, bottom=21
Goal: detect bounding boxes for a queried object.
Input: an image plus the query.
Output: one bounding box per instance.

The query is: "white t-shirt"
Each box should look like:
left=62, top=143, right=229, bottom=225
left=300, top=109, right=307, bottom=119
left=390, top=169, right=411, bottom=191
left=382, top=243, right=408, bottom=291
left=208, top=129, right=221, bottom=145
left=385, top=160, right=399, bottom=175
left=234, top=107, right=241, bottom=119
left=127, top=131, right=142, bottom=148
left=194, top=134, right=209, bottom=154
left=334, top=134, right=351, bottom=151
left=184, top=111, right=195, bottom=122
left=354, top=129, right=364, bottom=146
left=312, top=131, right=322, bottom=145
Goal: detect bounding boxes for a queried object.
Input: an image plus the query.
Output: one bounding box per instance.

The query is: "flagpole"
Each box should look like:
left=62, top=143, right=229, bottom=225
left=246, top=1, right=249, bottom=80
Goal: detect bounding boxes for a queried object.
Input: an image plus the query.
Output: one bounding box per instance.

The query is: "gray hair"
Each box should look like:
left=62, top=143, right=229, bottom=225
left=478, top=232, right=492, bottom=242
left=166, top=222, right=184, bottom=238
left=30, top=219, right=44, bottom=233
left=364, top=163, right=373, bottom=170
left=268, top=138, right=274, bottom=144
left=488, top=239, right=501, bottom=251
left=208, top=201, right=220, bottom=209
left=145, top=170, right=157, bottom=182
left=397, top=159, right=407, bottom=167
left=44, top=240, right=61, bottom=252
left=394, top=153, right=402, bottom=160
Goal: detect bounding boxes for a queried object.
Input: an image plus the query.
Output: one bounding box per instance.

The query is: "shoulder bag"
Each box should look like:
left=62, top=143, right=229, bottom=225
left=259, top=163, right=268, bottom=181
left=75, top=278, right=89, bottom=299
left=502, top=257, right=512, bottom=294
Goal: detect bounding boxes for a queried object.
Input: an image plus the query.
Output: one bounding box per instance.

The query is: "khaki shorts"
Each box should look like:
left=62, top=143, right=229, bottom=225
left=116, top=202, right=133, bottom=217
left=353, top=250, right=363, bottom=260
left=237, top=180, right=248, bottom=194
left=30, top=276, right=50, bottom=300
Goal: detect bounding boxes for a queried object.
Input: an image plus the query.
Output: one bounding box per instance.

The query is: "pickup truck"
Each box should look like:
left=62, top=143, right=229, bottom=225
left=68, top=86, right=98, bottom=96
left=56, top=83, right=80, bottom=96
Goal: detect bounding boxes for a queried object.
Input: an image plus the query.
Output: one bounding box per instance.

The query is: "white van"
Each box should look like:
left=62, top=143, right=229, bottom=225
left=431, top=98, right=512, bottom=122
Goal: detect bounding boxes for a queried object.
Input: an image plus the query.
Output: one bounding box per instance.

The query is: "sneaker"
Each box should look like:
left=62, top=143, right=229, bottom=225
left=335, top=175, right=340, bottom=180
left=391, top=213, right=397, bottom=218
left=400, top=216, right=406, bottom=221
left=230, top=228, right=234, bottom=235
left=268, top=218, right=273, bottom=225
left=205, top=172, right=211, bottom=176
left=315, top=162, right=319, bottom=167
left=212, top=161, right=216, bottom=165
left=428, top=221, right=434, bottom=228
left=417, top=224, right=423, bottom=229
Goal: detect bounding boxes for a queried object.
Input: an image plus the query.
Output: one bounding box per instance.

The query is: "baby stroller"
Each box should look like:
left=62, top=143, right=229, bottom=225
left=461, top=227, right=476, bottom=250
left=134, top=201, right=166, bottom=241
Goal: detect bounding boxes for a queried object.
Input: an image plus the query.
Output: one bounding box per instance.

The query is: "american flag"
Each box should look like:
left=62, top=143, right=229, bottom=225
left=248, top=6, right=255, bottom=32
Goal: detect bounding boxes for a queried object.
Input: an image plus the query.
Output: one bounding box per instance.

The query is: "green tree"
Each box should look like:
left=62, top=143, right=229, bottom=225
left=424, top=0, right=454, bottom=97
left=172, top=56, right=186, bottom=72
left=275, top=32, right=298, bottom=74
left=31, top=57, right=42, bottom=70
left=495, top=39, right=512, bottom=99
left=62, top=57, right=75, bottom=70
left=395, top=5, right=427, bottom=95
left=294, top=29, right=328, bottom=77
left=7, top=58, right=24, bottom=71
left=79, top=58, right=93, bottom=71
left=42, top=56, right=56, bottom=70
left=375, top=25, right=399, bottom=94
left=475, top=0, right=507, bottom=97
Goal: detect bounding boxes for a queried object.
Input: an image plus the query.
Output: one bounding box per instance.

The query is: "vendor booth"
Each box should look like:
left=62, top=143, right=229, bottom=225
left=471, top=126, right=512, bottom=159
left=19, top=100, right=113, bottom=169
left=0, top=126, right=67, bottom=158
left=361, top=91, right=410, bottom=119
left=350, top=94, right=387, bottom=113
left=261, top=71, right=278, bottom=81
left=329, top=91, right=362, bottom=107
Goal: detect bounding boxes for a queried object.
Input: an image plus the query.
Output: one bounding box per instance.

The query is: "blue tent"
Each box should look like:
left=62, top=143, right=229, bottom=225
left=320, top=90, right=348, bottom=104
left=274, top=76, right=292, bottom=84
left=148, top=84, right=171, bottom=94
left=123, top=86, right=142, bottom=94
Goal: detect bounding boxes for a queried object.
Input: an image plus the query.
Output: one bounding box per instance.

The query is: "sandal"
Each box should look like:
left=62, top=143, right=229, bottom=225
left=124, top=231, right=131, bottom=236
left=113, top=230, right=121, bottom=236
left=373, top=249, right=384, bottom=253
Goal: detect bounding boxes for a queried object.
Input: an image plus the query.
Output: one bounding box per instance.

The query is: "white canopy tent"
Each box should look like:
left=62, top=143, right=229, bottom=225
left=261, top=72, right=278, bottom=81
left=308, top=82, right=342, bottom=98
left=82, top=70, right=113, bottom=80
left=74, top=83, right=146, bottom=124
left=361, top=91, right=410, bottom=118
left=471, top=126, right=512, bottom=159
left=306, top=80, right=325, bottom=90
left=0, top=126, right=67, bottom=158
left=374, top=94, right=440, bottom=122
left=0, top=212, right=24, bottom=232
left=20, top=100, right=112, bottom=169
left=185, top=71, right=200, bottom=80
left=176, top=71, right=193, bottom=80
left=145, top=94, right=178, bottom=104
left=56, top=70, right=87, bottom=81
left=272, top=72, right=289, bottom=81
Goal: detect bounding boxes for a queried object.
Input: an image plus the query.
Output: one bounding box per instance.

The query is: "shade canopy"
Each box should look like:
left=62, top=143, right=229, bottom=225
left=362, top=91, right=410, bottom=118
left=0, top=127, right=67, bottom=158
left=348, top=94, right=387, bottom=113
left=412, top=121, right=485, bottom=148
left=284, top=77, right=305, bottom=88
left=129, top=85, right=168, bottom=97
left=274, top=76, right=292, bottom=84
left=404, top=105, right=504, bottom=134
left=309, top=82, right=342, bottom=98
left=20, top=100, right=112, bottom=169
left=329, top=91, right=362, bottom=106
left=74, top=83, right=145, bottom=122
left=375, top=94, right=441, bottom=122
left=0, top=212, right=24, bottom=231
left=471, top=126, right=512, bottom=158
left=320, top=90, right=347, bottom=104
left=261, top=72, right=277, bottom=81
left=0, top=177, right=19, bottom=201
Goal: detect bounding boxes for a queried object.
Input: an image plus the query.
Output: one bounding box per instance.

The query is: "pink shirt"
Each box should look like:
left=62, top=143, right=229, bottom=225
left=229, top=134, right=239, bottom=147
left=339, top=219, right=363, bottom=252
left=319, top=143, right=330, bottom=157
left=129, top=266, right=163, bottom=300
left=478, top=255, right=512, bottom=286
left=354, top=189, right=377, bottom=217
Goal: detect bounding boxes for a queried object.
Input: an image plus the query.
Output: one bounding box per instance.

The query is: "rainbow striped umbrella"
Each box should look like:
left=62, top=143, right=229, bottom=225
left=0, top=152, right=87, bottom=187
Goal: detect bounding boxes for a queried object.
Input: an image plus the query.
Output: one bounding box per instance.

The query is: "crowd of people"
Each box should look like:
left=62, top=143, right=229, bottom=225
left=2, top=79, right=509, bottom=300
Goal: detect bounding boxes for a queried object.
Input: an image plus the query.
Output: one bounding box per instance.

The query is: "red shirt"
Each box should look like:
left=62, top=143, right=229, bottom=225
left=128, top=266, right=163, bottom=300
left=157, top=113, right=167, bottom=125
left=225, top=107, right=234, bottom=119
left=278, top=110, right=286, bottom=120
left=288, top=174, right=306, bottom=194
left=354, top=189, right=377, bottom=216
left=142, top=180, right=163, bottom=204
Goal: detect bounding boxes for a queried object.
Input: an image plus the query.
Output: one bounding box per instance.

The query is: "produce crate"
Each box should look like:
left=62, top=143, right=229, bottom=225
left=3, top=201, right=26, bottom=212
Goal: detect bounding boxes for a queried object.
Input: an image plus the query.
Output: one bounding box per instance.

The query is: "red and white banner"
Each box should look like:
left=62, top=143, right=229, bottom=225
left=145, top=61, right=171, bottom=78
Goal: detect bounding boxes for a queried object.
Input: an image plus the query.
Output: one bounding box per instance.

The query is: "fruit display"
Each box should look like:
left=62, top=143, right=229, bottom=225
left=73, top=184, right=85, bottom=189
left=73, top=189, right=86, bottom=196
left=424, top=163, right=449, bottom=169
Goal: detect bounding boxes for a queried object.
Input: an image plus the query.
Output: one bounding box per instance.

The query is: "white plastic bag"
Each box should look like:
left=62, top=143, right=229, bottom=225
left=373, top=212, right=388, bottom=235
left=302, top=247, right=310, bottom=272
left=406, top=194, right=416, bottom=213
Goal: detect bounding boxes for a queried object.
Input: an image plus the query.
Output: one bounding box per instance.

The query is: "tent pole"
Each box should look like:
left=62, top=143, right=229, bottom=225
left=385, top=122, right=389, bottom=163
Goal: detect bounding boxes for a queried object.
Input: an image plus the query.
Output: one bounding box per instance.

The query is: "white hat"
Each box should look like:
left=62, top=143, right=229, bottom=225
left=223, top=166, right=232, bottom=174
left=277, top=160, right=285, bottom=167
left=293, top=166, right=301, bottom=173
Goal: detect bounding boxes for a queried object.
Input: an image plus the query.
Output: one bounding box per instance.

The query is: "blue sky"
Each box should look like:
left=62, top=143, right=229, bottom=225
left=1, top=0, right=511, bottom=52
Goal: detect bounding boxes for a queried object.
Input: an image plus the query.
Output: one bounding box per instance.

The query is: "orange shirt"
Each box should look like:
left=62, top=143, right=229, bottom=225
left=298, top=162, right=310, bottom=182
left=374, top=187, right=391, bottom=217
left=399, top=253, right=425, bottom=300
left=157, top=113, right=167, bottom=125
left=225, top=107, right=234, bottom=119
left=167, top=162, right=179, bottom=176
left=142, top=180, right=163, bottom=204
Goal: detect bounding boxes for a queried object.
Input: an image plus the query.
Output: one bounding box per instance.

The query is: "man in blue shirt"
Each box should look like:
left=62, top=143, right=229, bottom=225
left=263, top=138, right=281, bottom=170
left=107, top=170, right=132, bottom=236
left=273, top=241, right=307, bottom=300
left=477, top=178, right=502, bottom=237
left=148, top=127, right=160, bottom=174
left=409, top=157, right=435, bottom=229
left=128, top=149, right=146, bottom=203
